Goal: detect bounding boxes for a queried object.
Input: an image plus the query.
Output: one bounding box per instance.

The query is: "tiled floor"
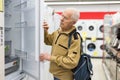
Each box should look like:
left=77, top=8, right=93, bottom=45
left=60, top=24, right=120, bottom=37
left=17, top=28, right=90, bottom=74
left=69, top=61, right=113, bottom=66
left=91, top=58, right=107, bottom=80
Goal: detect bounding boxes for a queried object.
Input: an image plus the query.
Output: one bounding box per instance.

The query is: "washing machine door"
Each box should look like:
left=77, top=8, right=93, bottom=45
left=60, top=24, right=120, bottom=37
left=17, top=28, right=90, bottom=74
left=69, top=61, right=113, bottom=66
left=99, top=25, right=104, bottom=33
left=89, top=25, right=94, bottom=31
left=77, top=25, right=83, bottom=31
left=87, top=43, right=96, bottom=52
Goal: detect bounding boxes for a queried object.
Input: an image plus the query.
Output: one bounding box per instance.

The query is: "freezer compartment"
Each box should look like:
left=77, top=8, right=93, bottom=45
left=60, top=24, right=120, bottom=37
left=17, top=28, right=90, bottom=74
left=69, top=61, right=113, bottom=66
left=5, top=56, right=20, bottom=76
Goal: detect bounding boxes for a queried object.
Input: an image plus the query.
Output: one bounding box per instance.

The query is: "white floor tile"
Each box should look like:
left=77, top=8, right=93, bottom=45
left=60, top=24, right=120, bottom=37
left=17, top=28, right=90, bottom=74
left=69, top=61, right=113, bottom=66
left=91, top=58, right=106, bottom=80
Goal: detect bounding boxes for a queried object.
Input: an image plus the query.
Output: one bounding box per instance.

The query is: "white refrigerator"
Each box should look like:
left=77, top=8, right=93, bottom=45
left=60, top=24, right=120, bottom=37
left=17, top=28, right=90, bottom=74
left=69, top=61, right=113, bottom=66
left=4, top=0, right=56, bottom=80
left=0, top=0, right=5, bottom=80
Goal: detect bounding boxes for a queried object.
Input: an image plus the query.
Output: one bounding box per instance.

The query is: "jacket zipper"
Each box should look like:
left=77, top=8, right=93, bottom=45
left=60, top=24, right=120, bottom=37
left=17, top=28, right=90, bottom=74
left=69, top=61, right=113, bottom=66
left=58, top=44, right=68, bottom=49
left=55, top=33, right=68, bottom=44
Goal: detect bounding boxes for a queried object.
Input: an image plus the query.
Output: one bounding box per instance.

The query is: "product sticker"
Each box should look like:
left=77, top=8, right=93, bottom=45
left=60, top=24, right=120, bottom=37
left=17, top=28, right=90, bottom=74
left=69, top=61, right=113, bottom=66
left=0, top=0, right=3, bottom=12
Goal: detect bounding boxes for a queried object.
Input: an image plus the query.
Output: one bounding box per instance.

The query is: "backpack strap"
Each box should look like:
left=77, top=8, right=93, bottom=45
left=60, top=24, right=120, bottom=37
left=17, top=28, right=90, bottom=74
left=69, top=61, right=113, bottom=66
left=68, top=29, right=76, bottom=48
left=68, top=29, right=83, bottom=53
left=85, top=56, right=93, bottom=75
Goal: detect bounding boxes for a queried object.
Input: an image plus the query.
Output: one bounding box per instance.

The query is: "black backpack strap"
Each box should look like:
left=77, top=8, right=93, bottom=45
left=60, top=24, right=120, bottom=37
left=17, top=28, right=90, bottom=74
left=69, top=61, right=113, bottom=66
left=68, top=29, right=76, bottom=48
left=68, top=29, right=83, bottom=53
left=85, top=56, right=93, bottom=75
left=76, top=32, right=83, bottom=53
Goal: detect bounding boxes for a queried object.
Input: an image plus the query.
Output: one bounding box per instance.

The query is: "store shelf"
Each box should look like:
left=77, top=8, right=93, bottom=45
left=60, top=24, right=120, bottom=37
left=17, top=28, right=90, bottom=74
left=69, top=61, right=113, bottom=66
left=109, top=47, right=118, bottom=55
left=5, top=27, right=12, bottom=32
left=109, top=46, right=120, bottom=55
left=103, top=12, right=120, bottom=80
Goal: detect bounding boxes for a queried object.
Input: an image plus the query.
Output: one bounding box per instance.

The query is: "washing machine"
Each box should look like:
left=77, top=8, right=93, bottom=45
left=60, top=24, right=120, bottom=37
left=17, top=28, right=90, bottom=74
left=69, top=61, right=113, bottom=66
left=96, top=20, right=104, bottom=38
left=96, top=40, right=104, bottom=57
left=85, top=39, right=104, bottom=57
left=75, top=20, right=87, bottom=37
left=85, top=20, right=97, bottom=38
left=85, top=40, right=97, bottom=57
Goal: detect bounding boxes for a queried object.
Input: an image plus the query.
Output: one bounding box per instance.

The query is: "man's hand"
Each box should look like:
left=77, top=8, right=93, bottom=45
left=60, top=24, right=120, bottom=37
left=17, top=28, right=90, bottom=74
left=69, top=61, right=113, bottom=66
left=39, top=53, right=51, bottom=61
left=43, top=22, right=49, bottom=31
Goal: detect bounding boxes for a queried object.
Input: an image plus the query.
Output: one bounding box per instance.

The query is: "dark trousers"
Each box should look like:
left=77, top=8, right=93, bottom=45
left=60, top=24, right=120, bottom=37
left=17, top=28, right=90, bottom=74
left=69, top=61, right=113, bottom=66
left=54, top=77, right=59, bottom=80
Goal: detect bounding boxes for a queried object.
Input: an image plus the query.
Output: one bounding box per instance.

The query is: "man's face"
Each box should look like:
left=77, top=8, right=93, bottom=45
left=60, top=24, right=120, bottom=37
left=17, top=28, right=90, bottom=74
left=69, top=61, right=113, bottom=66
left=60, top=10, right=75, bottom=31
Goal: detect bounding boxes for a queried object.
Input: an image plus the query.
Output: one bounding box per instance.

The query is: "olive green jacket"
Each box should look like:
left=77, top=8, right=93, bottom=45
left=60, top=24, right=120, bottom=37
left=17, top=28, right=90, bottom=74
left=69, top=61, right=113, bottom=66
left=44, top=26, right=81, bottom=80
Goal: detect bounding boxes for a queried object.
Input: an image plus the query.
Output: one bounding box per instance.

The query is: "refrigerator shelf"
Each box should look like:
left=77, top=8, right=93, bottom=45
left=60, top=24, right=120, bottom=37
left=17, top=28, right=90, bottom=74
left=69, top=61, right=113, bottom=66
left=14, top=21, right=35, bottom=28
left=5, top=27, right=12, bottom=32
left=5, top=12, right=12, bottom=17
left=14, top=1, right=27, bottom=9
left=14, top=0, right=34, bottom=12
left=15, top=49, right=27, bottom=60
left=15, top=49, right=36, bottom=61
left=5, top=0, right=12, bottom=7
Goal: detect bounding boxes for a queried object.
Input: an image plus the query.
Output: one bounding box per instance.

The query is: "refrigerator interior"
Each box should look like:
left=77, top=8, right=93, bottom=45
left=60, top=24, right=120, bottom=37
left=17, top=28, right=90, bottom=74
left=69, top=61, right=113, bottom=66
left=4, top=0, right=40, bottom=80
left=4, top=0, right=59, bottom=80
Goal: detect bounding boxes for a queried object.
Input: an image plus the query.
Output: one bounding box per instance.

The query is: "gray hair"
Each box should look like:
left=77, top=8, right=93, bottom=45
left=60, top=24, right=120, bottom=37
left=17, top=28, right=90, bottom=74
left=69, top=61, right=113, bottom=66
left=65, top=8, right=80, bottom=22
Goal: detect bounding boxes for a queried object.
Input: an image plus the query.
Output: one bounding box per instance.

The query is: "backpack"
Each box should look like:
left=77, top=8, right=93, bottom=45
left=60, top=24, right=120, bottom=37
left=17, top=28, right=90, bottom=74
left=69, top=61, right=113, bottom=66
left=68, top=29, right=93, bottom=80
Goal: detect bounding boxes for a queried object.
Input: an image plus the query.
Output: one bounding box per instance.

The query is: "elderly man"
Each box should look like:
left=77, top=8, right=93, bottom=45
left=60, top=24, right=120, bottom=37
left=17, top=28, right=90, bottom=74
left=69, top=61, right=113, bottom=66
left=40, top=8, right=81, bottom=80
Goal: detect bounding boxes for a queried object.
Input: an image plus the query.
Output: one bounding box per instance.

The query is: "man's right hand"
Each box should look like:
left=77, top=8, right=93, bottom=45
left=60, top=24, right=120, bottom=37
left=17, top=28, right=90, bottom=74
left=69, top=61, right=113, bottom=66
left=43, top=21, right=49, bottom=31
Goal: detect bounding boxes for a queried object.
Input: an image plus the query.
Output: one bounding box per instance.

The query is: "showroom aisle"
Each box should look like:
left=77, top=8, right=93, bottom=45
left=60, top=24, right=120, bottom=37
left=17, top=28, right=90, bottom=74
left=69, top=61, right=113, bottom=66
left=91, top=58, right=106, bottom=80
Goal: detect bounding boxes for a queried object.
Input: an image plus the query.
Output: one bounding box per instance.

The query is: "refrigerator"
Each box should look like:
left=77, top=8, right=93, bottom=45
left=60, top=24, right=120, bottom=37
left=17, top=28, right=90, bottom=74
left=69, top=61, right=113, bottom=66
left=4, top=0, right=56, bottom=80
left=0, top=0, right=5, bottom=80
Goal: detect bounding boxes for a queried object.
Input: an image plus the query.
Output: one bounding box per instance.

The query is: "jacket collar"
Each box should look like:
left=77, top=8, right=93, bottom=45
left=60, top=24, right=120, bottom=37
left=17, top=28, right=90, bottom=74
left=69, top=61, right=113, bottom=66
left=58, top=26, right=76, bottom=35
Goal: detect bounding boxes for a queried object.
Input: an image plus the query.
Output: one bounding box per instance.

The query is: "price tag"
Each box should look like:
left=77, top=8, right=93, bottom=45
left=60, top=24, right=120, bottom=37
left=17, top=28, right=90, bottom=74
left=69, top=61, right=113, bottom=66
left=82, top=32, right=87, bottom=37
left=91, top=36, right=96, bottom=42
left=93, top=51, right=98, bottom=56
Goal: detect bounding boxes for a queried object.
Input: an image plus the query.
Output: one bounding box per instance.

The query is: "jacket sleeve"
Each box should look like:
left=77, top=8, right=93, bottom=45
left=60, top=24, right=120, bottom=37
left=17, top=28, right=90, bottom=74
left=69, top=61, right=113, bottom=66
left=44, top=30, right=54, bottom=45
left=50, top=36, right=81, bottom=69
